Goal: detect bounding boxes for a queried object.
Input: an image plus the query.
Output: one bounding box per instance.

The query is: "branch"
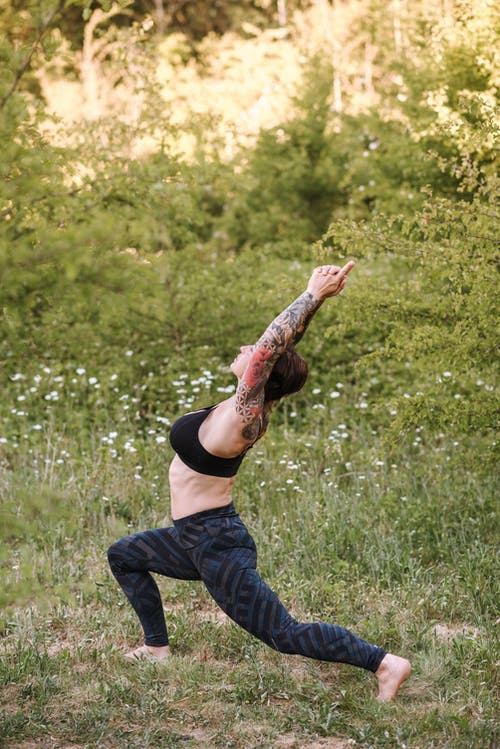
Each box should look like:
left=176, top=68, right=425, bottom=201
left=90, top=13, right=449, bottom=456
left=0, top=0, right=66, bottom=111
left=0, top=174, right=182, bottom=220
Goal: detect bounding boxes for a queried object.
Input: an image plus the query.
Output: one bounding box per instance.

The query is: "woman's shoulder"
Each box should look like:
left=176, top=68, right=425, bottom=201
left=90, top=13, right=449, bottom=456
left=202, top=398, right=268, bottom=454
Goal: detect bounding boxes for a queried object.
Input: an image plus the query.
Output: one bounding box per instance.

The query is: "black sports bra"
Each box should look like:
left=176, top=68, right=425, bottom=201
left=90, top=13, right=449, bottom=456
left=169, top=405, right=249, bottom=478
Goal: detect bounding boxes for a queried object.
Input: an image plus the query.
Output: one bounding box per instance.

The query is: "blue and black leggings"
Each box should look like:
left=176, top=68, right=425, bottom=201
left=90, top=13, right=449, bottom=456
left=107, top=503, right=386, bottom=672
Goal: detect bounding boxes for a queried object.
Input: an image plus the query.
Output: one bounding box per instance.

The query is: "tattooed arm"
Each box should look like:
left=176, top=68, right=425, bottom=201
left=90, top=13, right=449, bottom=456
left=292, top=299, right=323, bottom=346
left=235, top=262, right=355, bottom=435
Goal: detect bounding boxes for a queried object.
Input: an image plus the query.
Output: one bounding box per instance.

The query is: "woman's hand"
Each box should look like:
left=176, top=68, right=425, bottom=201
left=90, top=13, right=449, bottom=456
left=306, top=261, right=355, bottom=301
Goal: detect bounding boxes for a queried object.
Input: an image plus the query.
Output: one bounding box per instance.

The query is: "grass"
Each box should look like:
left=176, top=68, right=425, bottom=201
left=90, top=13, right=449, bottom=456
left=1, top=401, right=498, bottom=748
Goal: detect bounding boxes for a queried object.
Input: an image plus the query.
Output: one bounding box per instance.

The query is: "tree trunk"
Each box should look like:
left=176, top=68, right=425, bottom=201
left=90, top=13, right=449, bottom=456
left=154, top=0, right=166, bottom=35
left=277, top=0, right=287, bottom=27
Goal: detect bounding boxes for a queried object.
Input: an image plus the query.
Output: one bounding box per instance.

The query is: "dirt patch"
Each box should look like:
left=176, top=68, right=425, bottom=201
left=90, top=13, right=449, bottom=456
left=431, top=623, right=480, bottom=642
left=197, top=607, right=230, bottom=625
left=275, top=736, right=356, bottom=748
left=46, top=638, right=73, bottom=656
left=0, top=684, right=21, bottom=710
left=0, top=636, right=19, bottom=656
left=186, top=727, right=217, bottom=747
left=7, top=742, right=76, bottom=749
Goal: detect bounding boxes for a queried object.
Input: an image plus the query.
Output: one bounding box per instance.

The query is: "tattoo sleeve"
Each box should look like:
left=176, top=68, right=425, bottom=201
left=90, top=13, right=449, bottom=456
left=292, top=299, right=324, bottom=346
left=235, top=291, right=322, bottom=426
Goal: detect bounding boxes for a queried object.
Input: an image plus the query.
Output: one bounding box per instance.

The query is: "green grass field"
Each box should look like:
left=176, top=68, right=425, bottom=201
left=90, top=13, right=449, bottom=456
left=1, top=388, right=497, bottom=749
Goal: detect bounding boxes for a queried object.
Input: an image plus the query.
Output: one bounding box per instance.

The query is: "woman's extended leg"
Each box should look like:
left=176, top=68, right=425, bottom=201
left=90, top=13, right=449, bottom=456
left=180, top=514, right=385, bottom=672
left=203, top=562, right=409, bottom=698
left=205, top=564, right=386, bottom=672
left=107, top=526, right=200, bottom=651
left=194, top=528, right=409, bottom=698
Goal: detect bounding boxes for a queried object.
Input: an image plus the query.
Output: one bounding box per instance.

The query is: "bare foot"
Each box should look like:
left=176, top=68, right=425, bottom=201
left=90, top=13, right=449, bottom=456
left=124, top=644, right=170, bottom=662
left=376, top=653, right=411, bottom=701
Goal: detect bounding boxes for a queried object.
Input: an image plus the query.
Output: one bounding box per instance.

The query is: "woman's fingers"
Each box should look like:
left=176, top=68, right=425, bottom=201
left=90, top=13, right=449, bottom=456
left=317, top=261, right=355, bottom=277
left=339, top=260, right=356, bottom=277
left=311, top=262, right=355, bottom=296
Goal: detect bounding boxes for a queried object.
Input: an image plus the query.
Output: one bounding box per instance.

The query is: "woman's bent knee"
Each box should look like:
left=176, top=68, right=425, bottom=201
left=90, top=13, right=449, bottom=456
left=107, top=538, right=127, bottom=573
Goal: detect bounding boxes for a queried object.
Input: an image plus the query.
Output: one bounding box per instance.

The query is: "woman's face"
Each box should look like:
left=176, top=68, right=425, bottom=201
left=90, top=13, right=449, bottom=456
left=230, top=345, right=254, bottom=379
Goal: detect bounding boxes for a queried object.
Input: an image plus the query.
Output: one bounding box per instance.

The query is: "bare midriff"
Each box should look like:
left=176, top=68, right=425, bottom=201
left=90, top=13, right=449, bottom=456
left=168, top=454, right=237, bottom=520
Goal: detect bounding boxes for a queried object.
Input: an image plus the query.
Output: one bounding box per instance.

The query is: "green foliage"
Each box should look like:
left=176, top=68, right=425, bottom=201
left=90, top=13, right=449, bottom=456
left=218, top=57, right=346, bottom=247
left=0, top=0, right=498, bottom=458
left=315, top=189, right=499, bottom=445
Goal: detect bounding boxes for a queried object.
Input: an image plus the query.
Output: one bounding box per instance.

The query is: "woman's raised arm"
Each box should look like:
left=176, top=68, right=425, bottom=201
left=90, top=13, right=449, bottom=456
left=235, top=262, right=355, bottom=426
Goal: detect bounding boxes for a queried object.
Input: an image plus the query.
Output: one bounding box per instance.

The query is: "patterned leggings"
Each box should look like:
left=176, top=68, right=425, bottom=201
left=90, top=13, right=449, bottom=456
left=107, top=503, right=386, bottom=672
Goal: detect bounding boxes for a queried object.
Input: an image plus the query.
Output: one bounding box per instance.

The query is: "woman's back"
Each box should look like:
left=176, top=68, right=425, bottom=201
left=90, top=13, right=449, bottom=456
left=168, top=397, right=263, bottom=519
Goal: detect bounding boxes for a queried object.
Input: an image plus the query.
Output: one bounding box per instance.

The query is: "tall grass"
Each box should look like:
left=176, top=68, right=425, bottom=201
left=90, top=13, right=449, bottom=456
left=1, top=390, right=497, bottom=748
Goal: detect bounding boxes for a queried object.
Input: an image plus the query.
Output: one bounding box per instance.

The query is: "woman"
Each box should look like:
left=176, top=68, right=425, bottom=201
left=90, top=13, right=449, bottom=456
left=108, top=262, right=410, bottom=701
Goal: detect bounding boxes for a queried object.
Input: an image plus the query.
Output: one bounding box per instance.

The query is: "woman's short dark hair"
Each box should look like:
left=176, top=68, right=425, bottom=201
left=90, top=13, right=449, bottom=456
left=264, top=346, right=308, bottom=402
